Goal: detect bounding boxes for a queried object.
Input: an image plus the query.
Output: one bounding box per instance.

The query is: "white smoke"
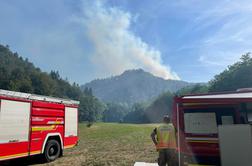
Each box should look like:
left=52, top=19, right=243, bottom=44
left=81, top=1, right=180, bottom=80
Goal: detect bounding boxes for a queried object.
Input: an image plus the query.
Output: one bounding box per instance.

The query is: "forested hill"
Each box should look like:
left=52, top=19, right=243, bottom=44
left=0, top=44, right=82, bottom=98
left=2, top=43, right=251, bottom=124
left=176, top=53, right=252, bottom=95
left=123, top=53, right=252, bottom=123
left=0, top=44, right=105, bottom=122
left=209, top=53, right=252, bottom=92
left=82, top=69, right=192, bottom=105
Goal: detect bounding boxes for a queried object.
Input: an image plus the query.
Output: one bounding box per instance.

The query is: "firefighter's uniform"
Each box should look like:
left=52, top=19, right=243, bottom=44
left=152, top=123, right=177, bottom=166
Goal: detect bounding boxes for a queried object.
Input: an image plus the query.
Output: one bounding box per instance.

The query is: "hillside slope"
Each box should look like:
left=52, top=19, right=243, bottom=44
left=82, top=69, right=192, bottom=105
left=0, top=44, right=105, bottom=122
left=0, top=44, right=81, bottom=98
left=209, top=53, right=252, bottom=92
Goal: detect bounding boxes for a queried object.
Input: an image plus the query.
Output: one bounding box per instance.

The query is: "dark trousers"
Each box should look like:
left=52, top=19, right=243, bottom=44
left=158, top=149, right=177, bottom=166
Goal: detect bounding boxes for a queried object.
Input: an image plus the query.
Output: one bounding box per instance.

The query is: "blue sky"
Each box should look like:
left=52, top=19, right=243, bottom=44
left=0, top=0, right=252, bottom=84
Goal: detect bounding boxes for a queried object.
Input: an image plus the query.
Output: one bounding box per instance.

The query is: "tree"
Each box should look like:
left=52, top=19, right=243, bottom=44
left=103, top=103, right=129, bottom=122
left=0, top=44, right=105, bottom=123
left=209, top=53, right=252, bottom=92
left=176, top=84, right=209, bottom=96
left=123, top=103, right=149, bottom=123
left=144, top=91, right=174, bottom=123
left=84, top=87, right=93, bottom=96
left=79, top=95, right=106, bottom=122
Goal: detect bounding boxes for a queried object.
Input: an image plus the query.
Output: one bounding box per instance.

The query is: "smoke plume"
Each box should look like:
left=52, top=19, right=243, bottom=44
left=81, top=1, right=180, bottom=80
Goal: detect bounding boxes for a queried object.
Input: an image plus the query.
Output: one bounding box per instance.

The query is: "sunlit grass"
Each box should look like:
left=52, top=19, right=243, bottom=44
left=39, top=123, right=159, bottom=166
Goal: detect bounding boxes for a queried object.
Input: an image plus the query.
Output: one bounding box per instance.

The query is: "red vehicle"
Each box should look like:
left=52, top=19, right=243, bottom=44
left=0, top=89, right=79, bottom=162
left=173, top=89, right=252, bottom=166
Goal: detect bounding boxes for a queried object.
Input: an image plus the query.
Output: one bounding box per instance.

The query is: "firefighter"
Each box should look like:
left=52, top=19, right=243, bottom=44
left=151, top=115, right=177, bottom=166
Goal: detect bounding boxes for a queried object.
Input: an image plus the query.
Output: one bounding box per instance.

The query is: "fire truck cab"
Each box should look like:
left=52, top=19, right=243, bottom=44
left=0, top=89, right=79, bottom=162
left=173, top=89, right=252, bottom=166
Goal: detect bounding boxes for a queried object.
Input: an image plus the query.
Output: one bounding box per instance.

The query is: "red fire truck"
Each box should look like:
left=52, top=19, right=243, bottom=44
left=173, top=89, right=252, bottom=166
left=0, top=89, right=79, bottom=162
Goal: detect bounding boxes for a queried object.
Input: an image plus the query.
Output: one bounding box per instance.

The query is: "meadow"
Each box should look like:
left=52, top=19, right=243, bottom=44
left=38, top=123, right=158, bottom=166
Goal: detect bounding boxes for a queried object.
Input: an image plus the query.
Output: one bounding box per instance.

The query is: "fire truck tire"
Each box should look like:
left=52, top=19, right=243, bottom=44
left=44, top=139, right=61, bottom=162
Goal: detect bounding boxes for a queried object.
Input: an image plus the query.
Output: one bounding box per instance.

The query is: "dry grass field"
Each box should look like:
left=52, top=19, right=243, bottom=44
left=2, top=123, right=159, bottom=166
left=41, top=123, right=158, bottom=166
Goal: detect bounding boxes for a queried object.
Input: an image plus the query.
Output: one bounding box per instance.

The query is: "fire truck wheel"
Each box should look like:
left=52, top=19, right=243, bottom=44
left=44, top=139, right=61, bottom=162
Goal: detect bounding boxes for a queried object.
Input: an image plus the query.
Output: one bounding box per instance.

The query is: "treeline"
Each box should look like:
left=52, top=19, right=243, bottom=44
left=1, top=44, right=252, bottom=124
left=0, top=44, right=183, bottom=123
left=100, top=91, right=177, bottom=123
left=177, top=53, right=252, bottom=94
left=104, top=53, right=252, bottom=123
left=0, top=44, right=105, bottom=122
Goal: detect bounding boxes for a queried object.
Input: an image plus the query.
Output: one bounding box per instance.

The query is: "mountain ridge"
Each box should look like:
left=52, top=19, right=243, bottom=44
left=82, top=69, right=193, bottom=105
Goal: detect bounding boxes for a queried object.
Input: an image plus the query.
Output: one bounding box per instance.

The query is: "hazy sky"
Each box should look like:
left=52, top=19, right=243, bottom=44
left=0, top=0, right=252, bottom=84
